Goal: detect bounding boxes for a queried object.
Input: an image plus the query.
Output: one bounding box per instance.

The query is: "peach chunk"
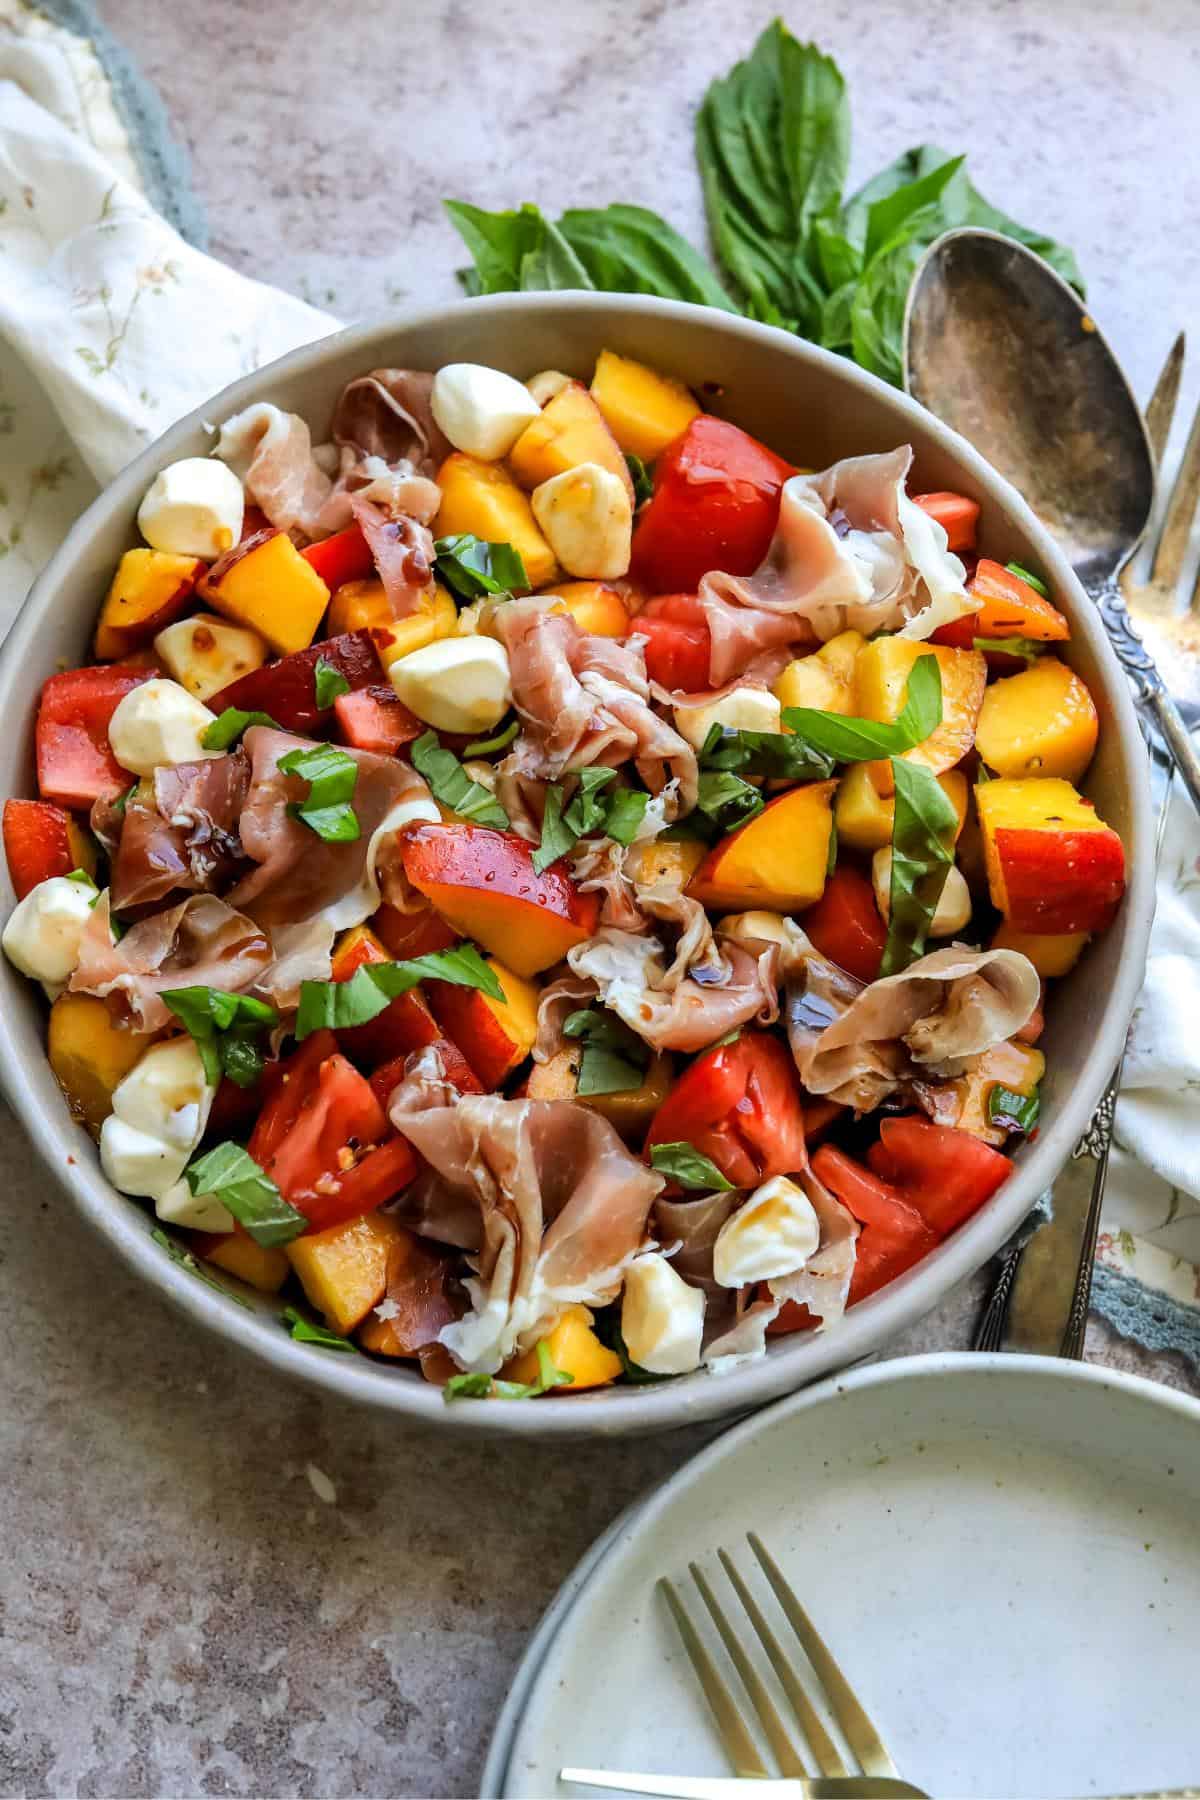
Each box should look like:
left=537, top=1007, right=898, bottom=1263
left=976, top=776, right=1125, bottom=934
left=502, top=1304, right=622, bottom=1391
left=853, top=638, right=987, bottom=796
left=524, top=1045, right=673, bottom=1141
left=425, top=956, right=539, bottom=1089
left=544, top=581, right=630, bottom=637
left=687, top=782, right=836, bottom=913
left=400, top=824, right=599, bottom=977
left=509, top=380, right=634, bottom=504
left=975, top=656, right=1099, bottom=782
left=93, top=549, right=203, bottom=661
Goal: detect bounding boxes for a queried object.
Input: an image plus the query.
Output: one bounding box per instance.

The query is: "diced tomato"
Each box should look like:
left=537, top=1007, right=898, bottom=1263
left=3, top=799, right=78, bottom=898
left=800, top=866, right=887, bottom=985
left=368, top=1038, right=483, bottom=1105
left=867, top=1116, right=1012, bottom=1238
left=209, top=629, right=382, bottom=733
left=35, top=666, right=152, bottom=808
left=630, top=416, right=793, bottom=594
left=645, top=1030, right=807, bottom=1189
left=371, top=903, right=460, bottom=962
left=334, top=683, right=422, bottom=755
left=300, top=522, right=375, bottom=591
left=630, top=593, right=713, bottom=692
left=934, top=558, right=1070, bottom=651
left=248, top=1035, right=416, bottom=1232
left=911, top=491, right=980, bottom=554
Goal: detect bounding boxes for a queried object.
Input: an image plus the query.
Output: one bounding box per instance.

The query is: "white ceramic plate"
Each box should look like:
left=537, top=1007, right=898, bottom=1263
left=496, top=1354, right=1200, bottom=1799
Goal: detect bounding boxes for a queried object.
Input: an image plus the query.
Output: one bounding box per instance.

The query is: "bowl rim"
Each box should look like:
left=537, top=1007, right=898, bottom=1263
left=0, top=290, right=1155, bottom=1437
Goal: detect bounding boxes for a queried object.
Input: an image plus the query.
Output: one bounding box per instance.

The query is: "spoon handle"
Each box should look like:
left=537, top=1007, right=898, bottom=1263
left=1094, top=579, right=1200, bottom=813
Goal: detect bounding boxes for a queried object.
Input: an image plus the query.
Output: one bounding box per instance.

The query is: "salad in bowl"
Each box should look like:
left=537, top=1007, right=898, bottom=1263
left=1, top=339, right=1129, bottom=1400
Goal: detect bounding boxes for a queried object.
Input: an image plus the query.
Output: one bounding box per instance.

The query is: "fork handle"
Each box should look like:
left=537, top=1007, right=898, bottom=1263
left=1094, top=579, right=1200, bottom=813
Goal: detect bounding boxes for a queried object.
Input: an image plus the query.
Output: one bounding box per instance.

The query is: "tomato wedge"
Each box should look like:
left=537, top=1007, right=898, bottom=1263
left=645, top=1031, right=807, bottom=1189
left=867, top=1116, right=1012, bottom=1238
left=630, top=416, right=793, bottom=594
left=800, top=865, right=887, bottom=984
left=934, top=559, right=1070, bottom=651
left=911, top=491, right=980, bottom=553
left=629, top=593, right=713, bottom=692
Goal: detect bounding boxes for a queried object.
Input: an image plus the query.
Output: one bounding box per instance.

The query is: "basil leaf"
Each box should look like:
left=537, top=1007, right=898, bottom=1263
left=296, top=942, right=503, bottom=1039
left=649, top=1141, right=735, bottom=1192
left=185, top=1143, right=307, bottom=1247
left=604, top=789, right=650, bottom=846
left=443, top=1371, right=494, bottom=1399
left=64, top=867, right=97, bottom=889
left=445, top=1339, right=573, bottom=1401
left=558, top=205, right=738, bottom=311
left=151, top=1226, right=253, bottom=1308
left=444, top=200, right=593, bottom=294
left=973, top=636, right=1044, bottom=664
left=988, top=1084, right=1041, bottom=1135
left=411, top=731, right=511, bottom=830
left=282, top=1306, right=359, bottom=1352
left=433, top=533, right=529, bottom=600
left=626, top=453, right=654, bottom=508
left=162, top=987, right=278, bottom=1089
left=699, top=723, right=834, bottom=783
left=533, top=784, right=578, bottom=874
left=696, top=22, right=847, bottom=333
left=463, top=720, right=519, bottom=758
left=112, top=782, right=137, bottom=820
left=313, top=656, right=351, bottom=709
left=783, top=656, right=942, bottom=763
left=879, top=758, right=959, bottom=977
left=202, top=707, right=280, bottom=751
left=278, top=743, right=360, bottom=842
left=562, top=767, right=616, bottom=838
left=1004, top=562, right=1049, bottom=598
left=563, top=1007, right=649, bottom=1096
left=695, top=770, right=764, bottom=834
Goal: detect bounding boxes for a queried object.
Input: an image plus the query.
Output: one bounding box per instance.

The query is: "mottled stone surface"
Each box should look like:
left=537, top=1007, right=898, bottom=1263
left=2, top=1, right=1197, bottom=1794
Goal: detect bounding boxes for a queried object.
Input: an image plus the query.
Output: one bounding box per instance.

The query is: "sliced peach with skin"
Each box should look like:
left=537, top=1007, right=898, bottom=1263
left=325, top=578, right=458, bottom=669
left=355, top=1228, right=460, bottom=1357
left=509, top=380, right=634, bottom=505
left=853, top=639, right=987, bottom=796
left=624, top=836, right=707, bottom=889
left=919, top=1040, right=1046, bottom=1147
left=400, top=824, right=599, bottom=978
left=47, top=992, right=150, bottom=1137
left=975, top=656, right=1099, bottom=783
left=425, top=956, right=539, bottom=1089
left=687, top=782, right=836, bottom=914
left=976, top=776, right=1125, bottom=933
left=544, top=580, right=630, bottom=638
left=935, top=559, right=1070, bottom=649
left=93, top=549, right=203, bottom=661
left=991, top=919, right=1090, bottom=978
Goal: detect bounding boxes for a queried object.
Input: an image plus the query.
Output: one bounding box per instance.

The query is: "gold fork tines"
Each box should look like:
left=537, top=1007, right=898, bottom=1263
left=1124, top=330, right=1200, bottom=620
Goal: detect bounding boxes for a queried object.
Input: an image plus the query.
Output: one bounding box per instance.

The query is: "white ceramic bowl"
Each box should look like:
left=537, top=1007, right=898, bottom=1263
left=0, top=294, right=1155, bottom=1437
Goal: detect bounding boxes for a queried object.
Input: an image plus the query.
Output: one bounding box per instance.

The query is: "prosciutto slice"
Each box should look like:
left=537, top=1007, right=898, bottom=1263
left=497, top=601, right=698, bottom=814
left=111, top=754, right=249, bottom=912
left=331, top=368, right=450, bottom=480
left=71, top=893, right=272, bottom=1033
left=214, top=403, right=334, bottom=538
left=566, top=926, right=777, bottom=1054
left=349, top=495, right=436, bottom=620
left=386, top=1079, right=662, bottom=1372
left=227, top=727, right=429, bottom=931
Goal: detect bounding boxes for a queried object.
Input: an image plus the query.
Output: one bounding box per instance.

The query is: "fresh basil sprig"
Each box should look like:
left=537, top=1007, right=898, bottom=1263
left=973, top=636, right=1043, bottom=664
left=699, top=722, right=834, bottom=783
left=296, top=941, right=503, bottom=1039
left=694, top=770, right=764, bottom=834
left=282, top=1306, right=359, bottom=1352
left=313, top=656, right=351, bottom=709
left=151, top=1225, right=253, bottom=1308
left=202, top=707, right=280, bottom=751
left=162, top=986, right=279, bottom=1088
left=444, top=1340, right=573, bottom=1401
left=433, top=533, right=529, bottom=600
left=988, top=1085, right=1041, bottom=1136
left=278, top=743, right=360, bottom=842
left=532, top=769, right=650, bottom=873
left=1005, top=562, right=1049, bottom=597
left=184, top=1142, right=307, bottom=1248
left=563, top=1007, right=650, bottom=1096
left=411, top=731, right=511, bottom=830
left=649, top=1141, right=736, bottom=1192
left=783, top=655, right=942, bottom=764
left=879, top=758, right=959, bottom=977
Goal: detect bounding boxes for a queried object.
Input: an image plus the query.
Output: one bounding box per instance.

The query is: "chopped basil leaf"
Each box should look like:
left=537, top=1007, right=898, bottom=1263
left=278, top=743, right=360, bottom=842
left=626, top=452, right=654, bottom=507
left=535, top=769, right=650, bottom=870
left=699, top=722, right=834, bottom=784
left=976, top=762, right=995, bottom=785
left=444, top=1339, right=573, bottom=1401
left=988, top=1084, right=1041, bottom=1135
left=411, top=731, right=511, bottom=830
left=879, top=758, right=959, bottom=976
left=708, top=1025, right=743, bottom=1050
left=162, top=986, right=279, bottom=1089
left=151, top=1225, right=253, bottom=1308
left=434, top=533, right=529, bottom=600
left=64, top=867, right=97, bottom=888
left=694, top=769, right=765, bottom=833
left=604, top=788, right=650, bottom=845
left=184, top=1142, right=307, bottom=1247
left=282, top=1305, right=359, bottom=1352
left=563, top=1006, right=649, bottom=1095
left=202, top=707, right=280, bottom=751
left=295, top=941, right=503, bottom=1039
left=112, top=781, right=138, bottom=819
left=649, top=1141, right=736, bottom=1192
left=563, top=767, right=616, bottom=838
left=973, top=635, right=1043, bottom=664
left=782, top=655, right=942, bottom=763
left=313, top=656, right=351, bottom=709
left=826, top=818, right=839, bottom=877
left=463, top=719, right=519, bottom=758
left=1005, top=561, right=1049, bottom=598
left=532, top=784, right=579, bottom=874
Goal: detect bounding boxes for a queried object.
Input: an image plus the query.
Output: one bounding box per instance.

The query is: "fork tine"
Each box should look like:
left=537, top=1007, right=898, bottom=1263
left=658, top=1578, right=769, bottom=1779
left=717, top=1548, right=847, bottom=1777
left=687, top=1562, right=808, bottom=1778
left=1144, top=331, right=1186, bottom=472
left=747, top=1533, right=898, bottom=1779
left=1151, top=390, right=1200, bottom=595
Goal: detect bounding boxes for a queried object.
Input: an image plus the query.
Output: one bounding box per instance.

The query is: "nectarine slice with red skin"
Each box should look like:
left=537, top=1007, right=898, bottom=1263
left=993, top=827, right=1125, bottom=934
left=400, top=824, right=598, bottom=977
left=426, top=958, right=539, bottom=1090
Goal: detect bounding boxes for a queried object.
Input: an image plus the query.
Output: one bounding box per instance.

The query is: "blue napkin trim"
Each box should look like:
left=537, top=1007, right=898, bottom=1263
left=1093, top=1261, right=1200, bottom=1367
left=29, top=0, right=208, bottom=248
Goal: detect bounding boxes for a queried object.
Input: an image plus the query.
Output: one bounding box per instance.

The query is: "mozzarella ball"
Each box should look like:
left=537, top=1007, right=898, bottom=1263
left=154, top=612, right=267, bottom=701
left=137, top=457, right=245, bottom=560
left=713, top=1176, right=821, bottom=1287
left=674, top=684, right=783, bottom=752
left=155, top=1178, right=235, bottom=1234
left=2, top=875, right=96, bottom=983
left=531, top=462, right=633, bottom=580
left=101, top=1036, right=213, bottom=1202
left=108, top=678, right=220, bottom=775
left=389, top=636, right=512, bottom=735
left=431, top=363, right=540, bottom=460
left=621, top=1253, right=705, bottom=1375
left=872, top=849, right=972, bottom=936
left=526, top=369, right=572, bottom=406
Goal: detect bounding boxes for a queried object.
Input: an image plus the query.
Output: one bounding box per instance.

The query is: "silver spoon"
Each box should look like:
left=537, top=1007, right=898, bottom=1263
left=903, top=225, right=1200, bottom=811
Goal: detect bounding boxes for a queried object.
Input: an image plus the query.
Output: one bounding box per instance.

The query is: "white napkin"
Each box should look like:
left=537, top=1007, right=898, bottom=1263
left=1, top=17, right=1198, bottom=1321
